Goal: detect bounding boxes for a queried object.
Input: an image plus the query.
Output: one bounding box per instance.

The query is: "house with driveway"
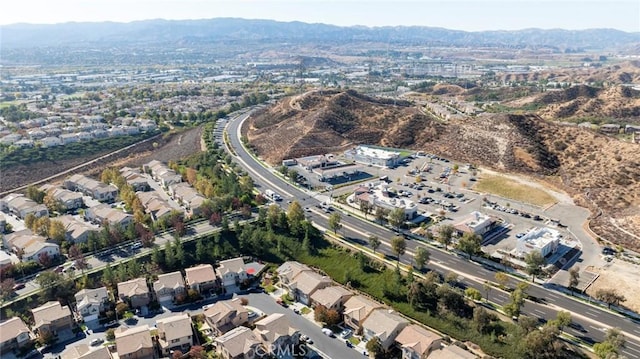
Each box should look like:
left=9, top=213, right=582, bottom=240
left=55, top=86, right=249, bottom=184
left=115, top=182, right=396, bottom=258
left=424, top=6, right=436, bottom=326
left=75, top=287, right=110, bottom=324
left=153, top=271, right=186, bottom=305
left=185, top=264, right=217, bottom=295
left=3, top=229, right=60, bottom=263
left=40, top=186, right=84, bottom=211
left=395, top=324, right=443, bottom=359
left=214, top=326, right=264, bottom=359
left=343, top=295, right=383, bottom=331
left=0, top=193, right=49, bottom=219
left=84, top=204, right=133, bottom=227
left=61, top=344, right=113, bottom=359
left=216, top=257, right=248, bottom=289
left=117, top=278, right=150, bottom=309
left=114, top=325, right=155, bottom=359
left=310, top=286, right=353, bottom=312
left=63, top=174, right=118, bottom=203
left=31, top=301, right=74, bottom=339
left=0, top=317, right=34, bottom=354
left=203, top=298, right=249, bottom=336
left=286, top=270, right=332, bottom=306
left=361, top=309, right=408, bottom=350
left=276, top=261, right=312, bottom=293
left=156, top=313, right=193, bottom=356
left=253, top=313, right=300, bottom=358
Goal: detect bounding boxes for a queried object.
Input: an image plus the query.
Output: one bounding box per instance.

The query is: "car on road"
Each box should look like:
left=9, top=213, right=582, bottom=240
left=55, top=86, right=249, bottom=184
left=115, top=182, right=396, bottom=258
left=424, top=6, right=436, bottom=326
left=568, top=322, right=588, bottom=333
left=13, top=283, right=25, bottom=291
left=322, top=328, right=334, bottom=337
left=90, top=338, right=104, bottom=346
left=304, top=207, right=312, bottom=212
left=104, top=321, right=119, bottom=328
left=130, top=242, right=142, bottom=250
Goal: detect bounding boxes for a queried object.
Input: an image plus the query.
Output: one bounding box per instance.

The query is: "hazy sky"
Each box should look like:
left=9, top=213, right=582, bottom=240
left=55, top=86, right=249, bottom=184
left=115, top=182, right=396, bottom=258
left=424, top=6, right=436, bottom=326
left=1, top=0, right=638, bottom=32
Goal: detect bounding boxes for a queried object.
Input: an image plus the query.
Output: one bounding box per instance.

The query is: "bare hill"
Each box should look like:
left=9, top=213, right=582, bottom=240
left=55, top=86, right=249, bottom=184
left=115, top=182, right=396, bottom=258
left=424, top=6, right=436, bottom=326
left=244, top=90, right=640, bottom=250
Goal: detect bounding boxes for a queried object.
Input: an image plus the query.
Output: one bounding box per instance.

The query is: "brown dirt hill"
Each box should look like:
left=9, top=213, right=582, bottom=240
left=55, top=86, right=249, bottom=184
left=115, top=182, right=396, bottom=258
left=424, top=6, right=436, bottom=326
left=244, top=90, right=640, bottom=251
left=495, top=61, right=640, bottom=85
left=534, top=85, right=640, bottom=121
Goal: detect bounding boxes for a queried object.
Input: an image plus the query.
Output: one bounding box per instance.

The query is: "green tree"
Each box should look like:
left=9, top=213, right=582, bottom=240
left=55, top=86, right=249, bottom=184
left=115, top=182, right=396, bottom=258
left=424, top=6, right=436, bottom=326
left=595, top=288, right=626, bottom=309
left=505, top=285, right=526, bottom=318
left=437, top=224, right=455, bottom=250
left=388, top=208, right=406, bottom=230
left=456, top=232, right=481, bottom=259
left=328, top=212, right=342, bottom=234
left=359, top=201, right=372, bottom=219
left=483, top=281, right=492, bottom=302
left=568, top=266, right=580, bottom=295
left=368, top=235, right=381, bottom=254
left=550, top=311, right=571, bottom=331
left=524, top=250, right=545, bottom=282
left=26, top=185, right=46, bottom=203
left=164, top=241, right=176, bottom=269
left=391, top=235, right=406, bottom=262
left=472, top=306, right=492, bottom=334
left=414, top=246, right=430, bottom=269
left=495, top=271, right=509, bottom=289
left=48, top=220, right=66, bottom=243
left=465, top=287, right=482, bottom=301
left=374, top=207, right=388, bottom=225
left=365, top=336, right=383, bottom=359
left=286, top=201, right=305, bottom=234
left=174, top=238, right=185, bottom=266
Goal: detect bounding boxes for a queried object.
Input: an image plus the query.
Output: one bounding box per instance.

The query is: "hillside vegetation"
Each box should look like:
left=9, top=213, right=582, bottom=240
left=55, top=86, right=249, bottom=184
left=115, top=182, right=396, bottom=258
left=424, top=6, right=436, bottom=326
left=244, top=90, right=640, bottom=251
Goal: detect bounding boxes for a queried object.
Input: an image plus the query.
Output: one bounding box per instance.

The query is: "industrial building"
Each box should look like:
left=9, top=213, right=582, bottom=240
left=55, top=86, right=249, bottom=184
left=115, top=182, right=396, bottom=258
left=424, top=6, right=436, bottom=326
left=513, top=227, right=561, bottom=258
left=344, top=145, right=411, bottom=168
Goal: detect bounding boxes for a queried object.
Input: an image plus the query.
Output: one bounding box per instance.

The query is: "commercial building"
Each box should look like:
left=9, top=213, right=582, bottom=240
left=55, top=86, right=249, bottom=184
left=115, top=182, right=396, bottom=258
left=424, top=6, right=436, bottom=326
left=514, top=227, right=561, bottom=258
left=453, top=211, right=497, bottom=237
left=344, top=145, right=411, bottom=168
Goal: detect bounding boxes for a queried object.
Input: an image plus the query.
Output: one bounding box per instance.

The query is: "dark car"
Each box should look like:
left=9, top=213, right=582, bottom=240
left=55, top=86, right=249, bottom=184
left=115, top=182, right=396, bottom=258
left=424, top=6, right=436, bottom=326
left=569, top=322, right=588, bottom=333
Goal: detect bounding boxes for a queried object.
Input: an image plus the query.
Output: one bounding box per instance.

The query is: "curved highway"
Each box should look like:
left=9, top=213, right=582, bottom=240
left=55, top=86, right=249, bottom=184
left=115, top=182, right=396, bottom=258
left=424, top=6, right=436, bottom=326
left=226, top=112, right=640, bottom=358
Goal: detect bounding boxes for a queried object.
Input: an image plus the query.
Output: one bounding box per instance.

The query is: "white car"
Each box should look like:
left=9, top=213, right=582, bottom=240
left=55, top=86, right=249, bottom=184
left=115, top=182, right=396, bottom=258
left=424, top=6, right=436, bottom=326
left=90, top=338, right=104, bottom=346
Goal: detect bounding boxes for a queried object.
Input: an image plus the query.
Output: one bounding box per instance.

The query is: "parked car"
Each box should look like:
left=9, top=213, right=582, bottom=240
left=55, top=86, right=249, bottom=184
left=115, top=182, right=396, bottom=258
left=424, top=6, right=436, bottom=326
left=340, top=328, right=353, bottom=339
left=13, top=283, right=25, bottom=291
left=90, top=338, right=104, bottom=346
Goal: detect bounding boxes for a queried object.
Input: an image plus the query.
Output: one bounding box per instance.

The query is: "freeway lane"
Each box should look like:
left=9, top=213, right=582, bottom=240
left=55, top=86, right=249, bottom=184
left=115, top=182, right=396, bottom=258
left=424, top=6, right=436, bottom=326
left=226, top=112, right=640, bottom=358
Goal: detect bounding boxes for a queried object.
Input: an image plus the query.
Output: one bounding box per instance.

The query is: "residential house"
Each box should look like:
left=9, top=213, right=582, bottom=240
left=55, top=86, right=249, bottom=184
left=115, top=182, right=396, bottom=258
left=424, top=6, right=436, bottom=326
left=0, top=213, right=5, bottom=234
left=395, top=325, right=443, bottom=359
left=253, top=313, right=299, bottom=358
left=54, top=215, right=96, bottom=244
left=60, top=133, right=80, bottom=145
left=137, top=191, right=173, bottom=222
left=600, top=123, right=621, bottom=134
left=343, top=295, right=383, bottom=331
left=185, top=264, right=217, bottom=294
left=153, top=271, right=186, bottom=305
left=114, top=325, right=155, bottom=359
left=214, top=326, right=263, bottom=359
left=216, top=257, right=248, bottom=288
left=361, top=309, right=408, bottom=350
left=75, top=287, right=110, bottom=323
left=31, top=301, right=74, bottom=338
left=84, top=204, right=133, bottom=227
left=120, top=168, right=150, bottom=192
left=156, top=314, right=193, bottom=356
left=0, top=317, right=34, bottom=354
left=310, top=286, right=353, bottom=312
left=276, top=261, right=312, bottom=293
left=427, top=344, right=477, bottom=359
left=203, top=298, right=249, bottom=336
left=117, top=278, right=150, bottom=309
left=43, top=187, right=84, bottom=211
left=61, top=344, right=113, bottom=359
left=63, top=174, right=118, bottom=203
left=169, top=183, right=206, bottom=216
left=3, top=229, right=60, bottom=263
left=144, top=160, right=182, bottom=189
left=0, top=193, right=49, bottom=219
left=39, top=136, right=63, bottom=148
left=15, top=139, right=35, bottom=148
left=288, top=270, right=332, bottom=306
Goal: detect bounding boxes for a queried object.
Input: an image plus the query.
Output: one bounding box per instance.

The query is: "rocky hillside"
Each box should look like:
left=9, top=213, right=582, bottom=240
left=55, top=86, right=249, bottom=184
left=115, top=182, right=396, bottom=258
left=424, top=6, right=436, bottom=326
left=244, top=90, right=640, bottom=250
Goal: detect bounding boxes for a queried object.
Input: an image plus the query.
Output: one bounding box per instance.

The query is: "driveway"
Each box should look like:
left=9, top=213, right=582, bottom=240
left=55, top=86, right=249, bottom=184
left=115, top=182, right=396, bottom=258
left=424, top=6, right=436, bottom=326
left=241, top=293, right=364, bottom=359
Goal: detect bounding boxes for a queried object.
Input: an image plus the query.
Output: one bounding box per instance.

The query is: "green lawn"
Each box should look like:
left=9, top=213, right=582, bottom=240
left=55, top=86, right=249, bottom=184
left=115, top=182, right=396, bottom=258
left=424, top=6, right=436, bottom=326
left=473, top=175, right=557, bottom=207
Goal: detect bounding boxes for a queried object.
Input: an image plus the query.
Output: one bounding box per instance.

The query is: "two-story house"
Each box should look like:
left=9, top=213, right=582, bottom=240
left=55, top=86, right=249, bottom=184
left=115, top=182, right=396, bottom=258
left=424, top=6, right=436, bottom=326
left=203, top=298, right=249, bottom=336
left=185, top=264, right=217, bottom=295
left=395, top=324, right=443, bottom=359
left=31, top=301, right=74, bottom=338
left=153, top=271, right=186, bottom=305
left=362, top=309, right=408, bottom=350
left=310, top=286, right=353, bottom=312
left=342, top=295, right=382, bottom=331
left=0, top=317, right=34, bottom=353
left=276, top=261, right=311, bottom=293
left=216, top=257, right=247, bottom=289
left=253, top=313, right=299, bottom=358
left=115, top=325, right=155, bottom=359
left=214, top=326, right=264, bottom=359
left=156, top=314, right=193, bottom=356
left=61, top=344, right=113, bottom=359
left=117, top=278, right=150, bottom=309
left=74, top=287, right=109, bottom=323
left=288, top=270, right=332, bottom=306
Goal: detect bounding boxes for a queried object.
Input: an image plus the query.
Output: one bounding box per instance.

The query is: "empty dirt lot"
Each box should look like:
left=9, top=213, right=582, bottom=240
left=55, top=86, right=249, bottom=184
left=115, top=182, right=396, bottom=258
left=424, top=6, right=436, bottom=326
left=585, top=258, right=640, bottom=313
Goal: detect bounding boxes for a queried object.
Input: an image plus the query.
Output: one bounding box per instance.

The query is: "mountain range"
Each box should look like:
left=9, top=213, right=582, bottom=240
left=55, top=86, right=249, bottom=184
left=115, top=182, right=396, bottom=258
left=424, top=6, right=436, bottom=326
left=2, top=18, right=639, bottom=49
